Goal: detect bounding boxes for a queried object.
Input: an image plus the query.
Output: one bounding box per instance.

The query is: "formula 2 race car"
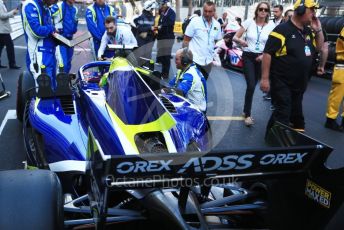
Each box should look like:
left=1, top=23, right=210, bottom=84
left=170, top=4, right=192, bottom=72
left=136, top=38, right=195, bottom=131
left=1, top=122, right=344, bottom=230
left=2, top=46, right=343, bottom=229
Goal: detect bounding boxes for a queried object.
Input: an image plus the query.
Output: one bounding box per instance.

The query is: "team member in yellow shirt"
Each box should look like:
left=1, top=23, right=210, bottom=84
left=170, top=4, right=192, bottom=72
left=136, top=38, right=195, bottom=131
left=325, top=27, right=344, bottom=132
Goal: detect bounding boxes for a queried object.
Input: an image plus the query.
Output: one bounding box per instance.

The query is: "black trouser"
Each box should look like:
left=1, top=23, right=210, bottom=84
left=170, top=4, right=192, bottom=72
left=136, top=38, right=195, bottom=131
left=156, top=38, right=174, bottom=77
left=195, top=63, right=212, bottom=80
left=266, top=77, right=305, bottom=134
left=242, top=51, right=262, bottom=117
left=136, top=37, right=155, bottom=66
left=0, top=34, right=16, bottom=67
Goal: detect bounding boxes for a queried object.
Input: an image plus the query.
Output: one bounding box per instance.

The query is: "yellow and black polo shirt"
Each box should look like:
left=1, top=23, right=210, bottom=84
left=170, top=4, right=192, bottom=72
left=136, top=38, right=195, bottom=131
left=264, top=20, right=316, bottom=89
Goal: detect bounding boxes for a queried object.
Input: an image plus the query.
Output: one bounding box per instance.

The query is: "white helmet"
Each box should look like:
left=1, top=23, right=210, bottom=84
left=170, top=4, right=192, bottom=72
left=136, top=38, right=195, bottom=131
left=143, top=0, right=157, bottom=11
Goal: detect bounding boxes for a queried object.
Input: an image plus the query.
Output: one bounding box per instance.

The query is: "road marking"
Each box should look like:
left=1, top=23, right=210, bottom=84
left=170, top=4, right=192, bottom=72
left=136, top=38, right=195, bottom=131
left=0, top=110, right=17, bottom=135
left=207, top=116, right=244, bottom=121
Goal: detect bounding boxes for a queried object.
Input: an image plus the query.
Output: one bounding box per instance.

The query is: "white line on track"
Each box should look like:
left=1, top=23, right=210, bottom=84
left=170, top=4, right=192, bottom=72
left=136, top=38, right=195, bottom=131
left=207, top=116, right=244, bottom=121
left=0, top=110, right=17, bottom=136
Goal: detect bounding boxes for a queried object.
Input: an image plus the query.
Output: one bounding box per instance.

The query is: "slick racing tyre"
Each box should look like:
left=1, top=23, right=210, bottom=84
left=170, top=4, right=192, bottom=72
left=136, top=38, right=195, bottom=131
left=16, top=71, right=35, bottom=122
left=0, top=170, right=63, bottom=230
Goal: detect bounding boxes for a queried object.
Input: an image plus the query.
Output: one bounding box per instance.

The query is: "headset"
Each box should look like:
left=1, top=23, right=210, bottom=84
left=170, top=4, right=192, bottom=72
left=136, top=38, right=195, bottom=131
left=295, top=0, right=306, bottom=16
left=181, top=47, right=192, bottom=66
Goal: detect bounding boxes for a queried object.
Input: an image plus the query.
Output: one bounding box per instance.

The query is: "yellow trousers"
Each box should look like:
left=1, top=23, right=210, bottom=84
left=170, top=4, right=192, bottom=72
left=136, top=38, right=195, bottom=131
left=326, top=81, right=344, bottom=119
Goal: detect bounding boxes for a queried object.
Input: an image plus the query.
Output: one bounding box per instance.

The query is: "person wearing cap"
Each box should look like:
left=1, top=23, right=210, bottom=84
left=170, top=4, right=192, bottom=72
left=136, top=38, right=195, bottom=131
left=156, top=0, right=176, bottom=79
left=261, top=0, right=324, bottom=134
left=86, top=0, right=116, bottom=60
left=133, top=0, right=156, bottom=63
left=183, top=1, right=222, bottom=80
left=97, top=16, right=137, bottom=60
left=51, top=0, right=78, bottom=73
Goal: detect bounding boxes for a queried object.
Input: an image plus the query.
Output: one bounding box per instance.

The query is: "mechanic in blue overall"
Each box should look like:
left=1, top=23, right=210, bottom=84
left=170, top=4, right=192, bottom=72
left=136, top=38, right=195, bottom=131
left=169, top=48, right=207, bottom=113
left=51, top=0, right=78, bottom=73
left=133, top=0, right=156, bottom=63
left=22, top=0, right=56, bottom=84
left=85, top=0, right=116, bottom=60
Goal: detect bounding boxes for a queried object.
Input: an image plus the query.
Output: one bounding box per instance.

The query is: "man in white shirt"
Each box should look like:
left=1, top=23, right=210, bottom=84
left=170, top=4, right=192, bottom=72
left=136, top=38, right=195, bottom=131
left=98, top=16, right=137, bottom=60
left=183, top=1, right=222, bottom=80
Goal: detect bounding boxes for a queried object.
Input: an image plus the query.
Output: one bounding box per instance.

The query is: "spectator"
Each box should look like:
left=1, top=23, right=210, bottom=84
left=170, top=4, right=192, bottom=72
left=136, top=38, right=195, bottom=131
left=169, top=48, right=207, bottom=112
left=261, top=0, right=324, bottom=134
left=86, top=0, right=116, bottom=60
left=284, top=9, right=294, bottom=22
left=218, top=12, right=228, bottom=32
left=97, top=16, right=137, bottom=60
left=272, top=5, right=284, bottom=26
left=51, top=0, right=78, bottom=73
left=0, top=0, right=20, bottom=69
left=134, top=0, right=156, bottom=63
left=183, top=1, right=222, bottom=80
left=233, top=2, right=275, bottom=126
left=156, top=0, right=175, bottom=79
left=324, top=26, right=344, bottom=132
left=22, top=0, right=56, bottom=83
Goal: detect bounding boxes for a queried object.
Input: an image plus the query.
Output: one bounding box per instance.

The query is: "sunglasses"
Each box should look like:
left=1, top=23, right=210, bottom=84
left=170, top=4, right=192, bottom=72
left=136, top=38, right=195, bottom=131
left=258, top=8, right=269, bottom=12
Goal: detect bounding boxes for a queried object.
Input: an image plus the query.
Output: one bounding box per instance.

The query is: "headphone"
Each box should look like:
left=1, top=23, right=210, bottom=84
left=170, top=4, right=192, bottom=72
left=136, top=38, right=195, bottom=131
left=181, top=47, right=192, bottom=66
left=295, top=0, right=306, bottom=16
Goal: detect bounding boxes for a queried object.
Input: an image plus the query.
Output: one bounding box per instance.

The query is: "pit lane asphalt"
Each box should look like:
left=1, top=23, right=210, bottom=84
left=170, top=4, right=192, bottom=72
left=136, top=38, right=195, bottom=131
left=0, top=30, right=343, bottom=229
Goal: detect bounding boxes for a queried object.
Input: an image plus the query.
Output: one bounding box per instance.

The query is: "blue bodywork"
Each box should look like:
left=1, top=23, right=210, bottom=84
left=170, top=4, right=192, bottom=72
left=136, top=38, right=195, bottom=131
left=26, top=59, right=211, bottom=172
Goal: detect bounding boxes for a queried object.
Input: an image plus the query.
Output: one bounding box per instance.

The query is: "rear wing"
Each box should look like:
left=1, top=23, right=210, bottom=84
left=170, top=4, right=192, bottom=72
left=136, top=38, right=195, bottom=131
left=86, top=122, right=332, bottom=190
left=86, top=122, right=344, bottom=229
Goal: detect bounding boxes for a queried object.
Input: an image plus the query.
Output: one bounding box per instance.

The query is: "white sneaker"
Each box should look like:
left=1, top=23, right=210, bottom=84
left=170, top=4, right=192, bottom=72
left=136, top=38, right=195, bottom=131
left=244, top=116, right=254, bottom=126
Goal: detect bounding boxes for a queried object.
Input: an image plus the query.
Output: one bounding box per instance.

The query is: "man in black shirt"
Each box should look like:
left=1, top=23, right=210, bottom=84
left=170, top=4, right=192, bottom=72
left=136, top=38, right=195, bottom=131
left=260, top=0, right=324, bottom=134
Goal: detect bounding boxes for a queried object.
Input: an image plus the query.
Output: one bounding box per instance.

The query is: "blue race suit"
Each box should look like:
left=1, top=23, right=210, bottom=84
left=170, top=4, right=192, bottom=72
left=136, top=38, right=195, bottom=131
left=22, top=0, right=55, bottom=84
left=51, top=1, right=78, bottom=73
left=85, top=3, right=116, bottom=60
left=169, top=63, right=207, bottom=112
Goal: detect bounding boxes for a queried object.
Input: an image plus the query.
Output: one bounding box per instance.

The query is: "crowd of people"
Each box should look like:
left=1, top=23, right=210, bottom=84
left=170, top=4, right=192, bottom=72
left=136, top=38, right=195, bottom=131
left=1, top=0, right=342, bottom=136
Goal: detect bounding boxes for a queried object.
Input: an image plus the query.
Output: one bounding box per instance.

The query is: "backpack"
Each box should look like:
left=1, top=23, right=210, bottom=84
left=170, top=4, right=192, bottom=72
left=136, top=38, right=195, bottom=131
left=182, top=15, right=197, bottom=34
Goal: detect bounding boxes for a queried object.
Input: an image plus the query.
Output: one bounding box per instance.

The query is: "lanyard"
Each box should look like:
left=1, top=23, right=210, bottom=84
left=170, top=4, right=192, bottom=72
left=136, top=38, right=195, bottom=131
left=175, top=64, right=192, bottom=86
left=100, top=6, right=106, bottom=19
left=202, top=17, right=213, bottom=45
left=256, top=24, right=265, bottom=45
left=163, top=7, right=170, bottom=16
left=297, top=29, right=308, bottom=45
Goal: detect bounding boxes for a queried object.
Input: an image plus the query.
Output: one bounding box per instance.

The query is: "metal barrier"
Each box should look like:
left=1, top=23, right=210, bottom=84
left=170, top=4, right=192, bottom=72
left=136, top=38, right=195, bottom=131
left=10, top=15, right=23, bottom=40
